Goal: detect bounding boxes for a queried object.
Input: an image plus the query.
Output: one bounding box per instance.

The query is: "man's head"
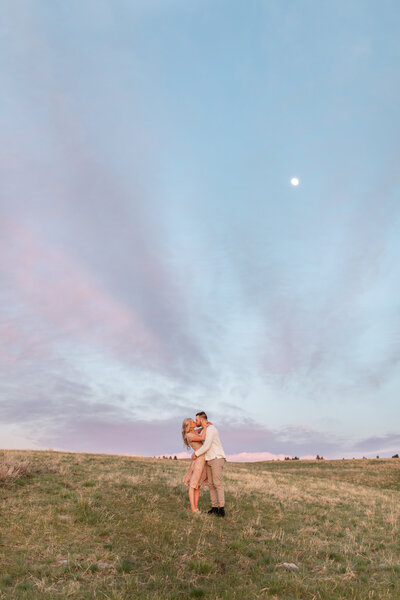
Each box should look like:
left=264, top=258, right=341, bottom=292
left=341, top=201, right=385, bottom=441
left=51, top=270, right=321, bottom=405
left=195, top=411, right=208, bottom=426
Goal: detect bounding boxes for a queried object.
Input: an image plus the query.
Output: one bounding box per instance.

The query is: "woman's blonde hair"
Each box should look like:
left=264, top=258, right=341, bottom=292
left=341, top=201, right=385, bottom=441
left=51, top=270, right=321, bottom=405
left=182, top=418, right=193, bottom=449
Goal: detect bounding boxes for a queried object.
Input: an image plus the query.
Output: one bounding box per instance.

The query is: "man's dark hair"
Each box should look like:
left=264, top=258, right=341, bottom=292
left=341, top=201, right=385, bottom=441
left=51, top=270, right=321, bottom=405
left=196, top=411, right=208, bottom=421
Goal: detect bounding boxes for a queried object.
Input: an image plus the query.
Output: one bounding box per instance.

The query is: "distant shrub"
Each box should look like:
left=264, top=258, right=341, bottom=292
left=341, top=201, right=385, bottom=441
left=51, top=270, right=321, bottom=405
left=392, top=454, right=399, bottom=459
left=174, top=455, right=177, bottom=460
left=292, top=456, right=299, bottom=460
left=316, top=455, right=324, bottom=460
left=284, top=456, right=290, bottom=461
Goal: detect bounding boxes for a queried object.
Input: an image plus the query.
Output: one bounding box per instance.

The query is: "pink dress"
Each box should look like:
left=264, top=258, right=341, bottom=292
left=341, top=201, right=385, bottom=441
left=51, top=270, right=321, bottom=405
left=182, top=433, right=208, bottom=489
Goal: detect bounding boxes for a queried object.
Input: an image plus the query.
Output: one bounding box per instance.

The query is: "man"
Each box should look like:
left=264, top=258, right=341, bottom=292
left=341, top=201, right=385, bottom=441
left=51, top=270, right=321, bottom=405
left=192, top=411, right=226, bottom=517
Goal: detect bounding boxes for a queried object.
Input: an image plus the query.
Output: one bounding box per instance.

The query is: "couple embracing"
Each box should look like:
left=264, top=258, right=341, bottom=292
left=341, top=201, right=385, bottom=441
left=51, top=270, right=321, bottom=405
left=182, top=411, right=226, bottom=517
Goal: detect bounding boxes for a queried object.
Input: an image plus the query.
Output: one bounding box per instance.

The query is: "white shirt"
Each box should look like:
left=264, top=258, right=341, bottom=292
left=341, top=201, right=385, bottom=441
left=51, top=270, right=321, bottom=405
left=194, top=425, right=226, bottom=461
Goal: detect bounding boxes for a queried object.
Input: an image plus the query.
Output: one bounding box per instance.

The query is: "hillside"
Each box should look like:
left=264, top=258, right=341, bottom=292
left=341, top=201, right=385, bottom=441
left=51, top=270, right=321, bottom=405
left=1, top=450, right=399, bottom=599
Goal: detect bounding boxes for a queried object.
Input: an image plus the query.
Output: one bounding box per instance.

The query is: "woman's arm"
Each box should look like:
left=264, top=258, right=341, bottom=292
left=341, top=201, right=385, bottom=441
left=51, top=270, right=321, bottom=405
left=190, top=423, right=210, bottom=442
left=186, top=431, right=203, bottom=444
left=189, top=432, right=206, bottom=442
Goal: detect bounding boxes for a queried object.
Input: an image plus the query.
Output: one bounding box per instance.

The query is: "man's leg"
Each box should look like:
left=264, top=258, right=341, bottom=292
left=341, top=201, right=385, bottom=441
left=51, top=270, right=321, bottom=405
left=208, top=458, right=225, bottom=508
left=206, top=461, right=218, bottom=509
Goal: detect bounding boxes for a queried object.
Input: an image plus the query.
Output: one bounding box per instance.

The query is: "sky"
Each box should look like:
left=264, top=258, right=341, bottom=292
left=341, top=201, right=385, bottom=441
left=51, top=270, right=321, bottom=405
left=1, top=0, right=400, bottom=460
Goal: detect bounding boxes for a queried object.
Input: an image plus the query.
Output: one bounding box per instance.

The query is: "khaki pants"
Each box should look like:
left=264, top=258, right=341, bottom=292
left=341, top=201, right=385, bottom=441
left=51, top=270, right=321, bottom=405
left=206, top=457, right=225, bottom=507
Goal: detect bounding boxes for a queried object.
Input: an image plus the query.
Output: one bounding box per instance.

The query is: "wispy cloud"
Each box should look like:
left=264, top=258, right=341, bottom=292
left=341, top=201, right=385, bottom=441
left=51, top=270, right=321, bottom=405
left=352, top=433, right=400, bottom=457
left=0, top=214, right=165, bottom=369
left=0, top=391, right=343, bottom=458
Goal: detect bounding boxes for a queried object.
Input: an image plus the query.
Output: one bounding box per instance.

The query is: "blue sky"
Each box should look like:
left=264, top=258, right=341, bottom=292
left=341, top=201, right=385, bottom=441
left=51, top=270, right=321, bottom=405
left=1, top=0, right=400, bottom=459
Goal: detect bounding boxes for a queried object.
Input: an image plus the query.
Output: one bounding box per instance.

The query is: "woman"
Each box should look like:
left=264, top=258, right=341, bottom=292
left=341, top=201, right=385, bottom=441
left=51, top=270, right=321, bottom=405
left=182, top=418, right=209, bottom=513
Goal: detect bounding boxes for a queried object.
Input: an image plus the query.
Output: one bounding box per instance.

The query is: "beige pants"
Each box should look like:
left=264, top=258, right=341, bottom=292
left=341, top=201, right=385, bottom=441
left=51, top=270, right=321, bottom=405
left=206, top=457, right=225, bottom=507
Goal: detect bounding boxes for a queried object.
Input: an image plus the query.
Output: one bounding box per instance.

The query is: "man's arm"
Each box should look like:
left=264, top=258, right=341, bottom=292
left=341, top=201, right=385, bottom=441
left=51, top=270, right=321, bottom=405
left=194, top=426, right=215, bottom=457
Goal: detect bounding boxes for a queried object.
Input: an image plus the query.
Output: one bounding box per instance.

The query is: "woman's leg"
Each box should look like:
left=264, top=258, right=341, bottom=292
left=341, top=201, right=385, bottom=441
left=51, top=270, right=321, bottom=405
left=188, top=486, right=197, bottom=511
left=194, top=487, right=200, bottom=510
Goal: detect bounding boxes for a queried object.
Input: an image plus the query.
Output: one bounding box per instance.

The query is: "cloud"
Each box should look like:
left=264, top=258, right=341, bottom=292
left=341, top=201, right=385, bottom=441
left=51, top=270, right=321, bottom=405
left=224, top=452, right=315, bottom=462
left=0, top=214, right=167, bottom=370
left=234, top=162, right=400, bottom=394
left=0, top=373, right=127, bottom=431
left=352, top=433, right=400, bottom=456
left=41, top=418, right=183, bottom=457
left=0, top=391, right=343, bottom=458
left=0, top=3, right=213, bottom=385
left=220, top=423, right=341, bottom=457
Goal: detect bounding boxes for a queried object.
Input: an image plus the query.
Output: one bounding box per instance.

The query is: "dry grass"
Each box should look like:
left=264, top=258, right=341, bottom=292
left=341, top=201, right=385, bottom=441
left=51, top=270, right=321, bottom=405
left=0, top=451, right=41, bottom=484
left=0, top=450, right=399, bottom=599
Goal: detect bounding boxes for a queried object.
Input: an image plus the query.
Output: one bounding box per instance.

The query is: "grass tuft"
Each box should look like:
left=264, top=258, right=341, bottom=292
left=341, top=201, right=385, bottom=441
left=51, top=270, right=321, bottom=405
left=116, top=557, right=136, bottom=573
left=0, top=454, right=40, bottom=484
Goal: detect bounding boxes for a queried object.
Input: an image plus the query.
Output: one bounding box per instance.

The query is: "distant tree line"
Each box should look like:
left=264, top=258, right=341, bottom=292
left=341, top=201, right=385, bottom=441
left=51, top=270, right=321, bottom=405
left=155, top=453, right=400, bottom=461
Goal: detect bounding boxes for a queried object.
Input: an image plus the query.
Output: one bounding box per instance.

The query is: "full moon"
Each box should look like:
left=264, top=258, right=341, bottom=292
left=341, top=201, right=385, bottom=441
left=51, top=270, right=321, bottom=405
left=290, top=177, right=300, bottom=186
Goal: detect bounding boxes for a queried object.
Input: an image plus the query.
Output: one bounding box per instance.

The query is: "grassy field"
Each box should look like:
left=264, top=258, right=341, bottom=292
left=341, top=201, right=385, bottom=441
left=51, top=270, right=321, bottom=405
left=1, top=450, right=399, bottom=599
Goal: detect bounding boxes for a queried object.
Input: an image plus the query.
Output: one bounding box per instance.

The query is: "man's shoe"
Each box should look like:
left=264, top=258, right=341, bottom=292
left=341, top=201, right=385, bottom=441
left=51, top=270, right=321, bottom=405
left=217, top=507, right=225, bottom=517
left=207, top=507, right=219, bottom=515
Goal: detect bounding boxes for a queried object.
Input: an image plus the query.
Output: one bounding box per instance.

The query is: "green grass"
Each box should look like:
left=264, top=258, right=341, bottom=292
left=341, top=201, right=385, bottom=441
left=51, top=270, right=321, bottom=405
left=0, top=450, right=399, bottom=599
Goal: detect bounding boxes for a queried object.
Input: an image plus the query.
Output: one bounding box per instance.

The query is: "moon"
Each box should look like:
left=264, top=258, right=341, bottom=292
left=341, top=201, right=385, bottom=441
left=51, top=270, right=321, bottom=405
left=290, top=177, right=300, bottom=186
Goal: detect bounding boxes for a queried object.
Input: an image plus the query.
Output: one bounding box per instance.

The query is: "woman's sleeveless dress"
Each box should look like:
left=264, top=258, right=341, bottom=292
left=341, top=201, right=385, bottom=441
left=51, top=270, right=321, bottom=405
left=182, top=433, right=208, bottom=489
